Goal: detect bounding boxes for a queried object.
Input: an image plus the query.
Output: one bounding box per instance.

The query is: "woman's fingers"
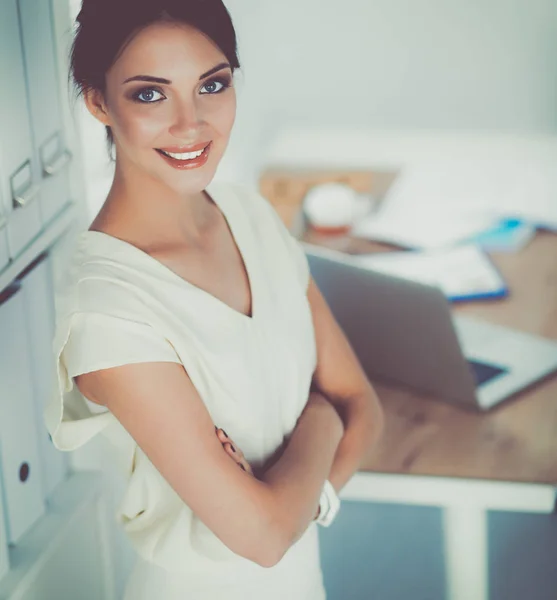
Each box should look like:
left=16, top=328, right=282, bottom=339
left=216, top=428, right=242, bottom=454
left=223, top=442, right=253, bottom=474
left=216, top=428, right=237, bottom=451
left=215, top=427, right=253, bottom=475
left=216, top=428, right=244, bottom=459
left=223, top=441, right=239, bottom=460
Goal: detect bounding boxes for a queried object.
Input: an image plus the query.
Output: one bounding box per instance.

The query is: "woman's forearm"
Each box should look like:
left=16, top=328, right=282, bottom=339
left=326, top=385, right=384, bottom=494
left=259, top=391, right=343, bottom=548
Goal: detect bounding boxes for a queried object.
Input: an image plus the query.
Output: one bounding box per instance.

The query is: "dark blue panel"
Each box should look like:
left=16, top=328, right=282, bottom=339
left=318, top=500, right=446, bottom=600
left=489, top=510, right=557, bottom=600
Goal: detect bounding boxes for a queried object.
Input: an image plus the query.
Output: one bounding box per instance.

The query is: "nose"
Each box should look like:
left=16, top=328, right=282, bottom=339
left=169, top=98, right=202, bottom=138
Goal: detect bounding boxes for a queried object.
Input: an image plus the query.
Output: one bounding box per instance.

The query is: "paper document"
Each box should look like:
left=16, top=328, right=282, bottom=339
left=351, top=210, right=498, bottom=249
left=349, top=157, right=557, bottom=248
left=349, top=245, right=508, bottom=301
left=348, top=164, right=502, bottom=248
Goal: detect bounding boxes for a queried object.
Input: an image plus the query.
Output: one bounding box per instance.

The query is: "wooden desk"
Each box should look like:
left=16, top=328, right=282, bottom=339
left=302, top=229, right=557, bottom=486
left=301, top=227, right=557, bottom=600
left=260, top=138, right=557, bottom=600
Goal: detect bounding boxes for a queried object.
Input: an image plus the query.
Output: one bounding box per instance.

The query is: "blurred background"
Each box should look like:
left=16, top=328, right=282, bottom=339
left=1, top=1, right=557, bottom=599
left=81, top=0, right=557, bottom=196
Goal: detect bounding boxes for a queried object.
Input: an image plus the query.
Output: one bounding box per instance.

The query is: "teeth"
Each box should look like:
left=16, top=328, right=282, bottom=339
left=160, top=147, right=206, bottom=160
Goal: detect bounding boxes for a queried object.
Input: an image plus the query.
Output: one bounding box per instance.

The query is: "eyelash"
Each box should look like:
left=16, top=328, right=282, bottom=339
left=131, top=76, right=232, bottom=104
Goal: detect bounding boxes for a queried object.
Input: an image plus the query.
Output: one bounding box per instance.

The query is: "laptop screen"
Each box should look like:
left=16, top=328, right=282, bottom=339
left=467, top=359, right=508, bottom=387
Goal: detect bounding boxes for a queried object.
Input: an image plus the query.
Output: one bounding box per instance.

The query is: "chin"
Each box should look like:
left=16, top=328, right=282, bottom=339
left=146, top=151, right=218, bottom=189
left=170, top=167, right=218, bottom=194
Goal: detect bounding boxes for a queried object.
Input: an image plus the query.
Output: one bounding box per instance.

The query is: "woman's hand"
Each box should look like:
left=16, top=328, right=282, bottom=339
left=215, top=427, right=254, bottom=475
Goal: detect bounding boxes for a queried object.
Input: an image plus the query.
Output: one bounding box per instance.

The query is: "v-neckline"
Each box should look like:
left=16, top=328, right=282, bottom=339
left=79, top=185, right=257, bottom=325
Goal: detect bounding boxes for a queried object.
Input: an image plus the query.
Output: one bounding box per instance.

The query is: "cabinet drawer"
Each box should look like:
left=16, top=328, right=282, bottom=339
left=0, top=0, right=43, bottom=259
left=0, top=283, right=46, bottom=544
left=18, top=0, right=72, bottom=226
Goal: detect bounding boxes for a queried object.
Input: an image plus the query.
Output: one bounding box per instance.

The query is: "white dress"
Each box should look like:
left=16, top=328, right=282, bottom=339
left=43, top=181, right=326, bottom=599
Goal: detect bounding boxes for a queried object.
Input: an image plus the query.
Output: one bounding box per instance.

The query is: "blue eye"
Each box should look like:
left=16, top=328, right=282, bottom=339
left=133, top=88, right=165, bottom=103
left=200, top=77, right=231, bottom=95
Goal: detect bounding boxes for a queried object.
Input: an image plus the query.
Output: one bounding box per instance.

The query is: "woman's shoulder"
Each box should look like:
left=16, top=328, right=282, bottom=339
left=53, top=235, right=156, bottom=325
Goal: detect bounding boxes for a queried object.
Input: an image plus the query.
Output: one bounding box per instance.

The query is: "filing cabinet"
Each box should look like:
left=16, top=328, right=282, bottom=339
left=0, top=0, right=79, bottom=545
left=0, top=0, right=93, bottom=593
left=0, top=0, right=44, bottom=259
left=16, top=251, right=69, bottom=500
left=0, top=283, right=46, bottom=544
left=18, top=0, right=73, bottom=227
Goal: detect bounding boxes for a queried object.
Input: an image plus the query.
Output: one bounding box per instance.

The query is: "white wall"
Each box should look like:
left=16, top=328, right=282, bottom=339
left=222, top=0, right=557, bottom=182
left=68, top=0, right=557, bottom=200
left=69, top=0, right=557, bottom=202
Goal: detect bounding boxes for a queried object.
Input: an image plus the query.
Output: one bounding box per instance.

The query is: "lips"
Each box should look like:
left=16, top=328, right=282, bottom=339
left=157, top=141, right=210, bottom=153
left=155, top=141, right=212, bottom=170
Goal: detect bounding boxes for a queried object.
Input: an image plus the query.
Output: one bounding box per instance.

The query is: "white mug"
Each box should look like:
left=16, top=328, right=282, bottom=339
left=303, top=182, right=372, bottom=232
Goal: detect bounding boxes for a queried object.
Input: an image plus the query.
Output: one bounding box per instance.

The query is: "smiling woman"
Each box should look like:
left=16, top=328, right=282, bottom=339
left=43, top=0, right=382, bottom=598
left=71, top=0, right=240, bottom=156
left=70, top=0, right=239, bottom=197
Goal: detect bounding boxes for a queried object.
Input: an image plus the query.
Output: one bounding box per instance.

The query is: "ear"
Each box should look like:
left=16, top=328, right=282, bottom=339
left=83, top=88, right=111, bottom=127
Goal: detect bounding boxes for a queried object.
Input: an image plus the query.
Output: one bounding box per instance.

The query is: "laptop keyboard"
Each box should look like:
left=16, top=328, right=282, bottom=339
left=467, top=359, right=508, bottom=386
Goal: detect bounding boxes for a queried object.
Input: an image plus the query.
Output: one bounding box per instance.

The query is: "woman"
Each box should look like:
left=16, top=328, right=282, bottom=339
left=44, top=0, right=384, bottom=598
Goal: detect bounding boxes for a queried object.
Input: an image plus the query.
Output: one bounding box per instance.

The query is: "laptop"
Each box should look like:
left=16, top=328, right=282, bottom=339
left=304, top=244, right=557, bottom=411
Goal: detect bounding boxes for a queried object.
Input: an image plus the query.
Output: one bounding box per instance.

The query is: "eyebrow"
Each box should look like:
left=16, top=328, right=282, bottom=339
left=122, top=62, right=231, bottom=85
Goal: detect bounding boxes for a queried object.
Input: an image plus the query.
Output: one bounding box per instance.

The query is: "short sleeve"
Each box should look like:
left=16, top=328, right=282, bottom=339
left=44, top=312, right=182, bottom=459
left=64, top=312, right=181, bottom=379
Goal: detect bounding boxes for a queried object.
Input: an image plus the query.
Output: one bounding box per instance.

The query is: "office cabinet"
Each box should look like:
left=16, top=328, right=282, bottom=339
left=18, top=0, right=72, bottom=227
left=16, top=252, right=69, bottom=500
left=0, top=0, right=44, bottom=260
left=0, top=283, right=46, bottom=544
left=0, top=0, right=106, bottom=592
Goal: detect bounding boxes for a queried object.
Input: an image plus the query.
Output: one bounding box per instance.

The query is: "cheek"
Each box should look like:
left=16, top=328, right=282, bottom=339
left=110, top=95, right=236, bottom=147
left=208, top=95, right=236, bottom=137
left=111, top=102, right=167, bottom=146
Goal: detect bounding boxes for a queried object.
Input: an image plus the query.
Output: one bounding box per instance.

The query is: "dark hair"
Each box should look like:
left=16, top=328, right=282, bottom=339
left=69, top=0, right=241, bottom=159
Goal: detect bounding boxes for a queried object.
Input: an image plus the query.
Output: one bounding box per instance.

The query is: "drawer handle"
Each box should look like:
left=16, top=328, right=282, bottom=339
left=13, top=183, right=40, bottom=208
left=43, top=150, right=72, bottom=176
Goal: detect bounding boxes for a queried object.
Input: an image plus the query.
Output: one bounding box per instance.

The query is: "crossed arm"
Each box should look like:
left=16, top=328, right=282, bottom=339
left=223, top=278, right=383, bottom=493
left=73, top=278, right=383, bottom=567
left=216, top=277, right=384, bottom=519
